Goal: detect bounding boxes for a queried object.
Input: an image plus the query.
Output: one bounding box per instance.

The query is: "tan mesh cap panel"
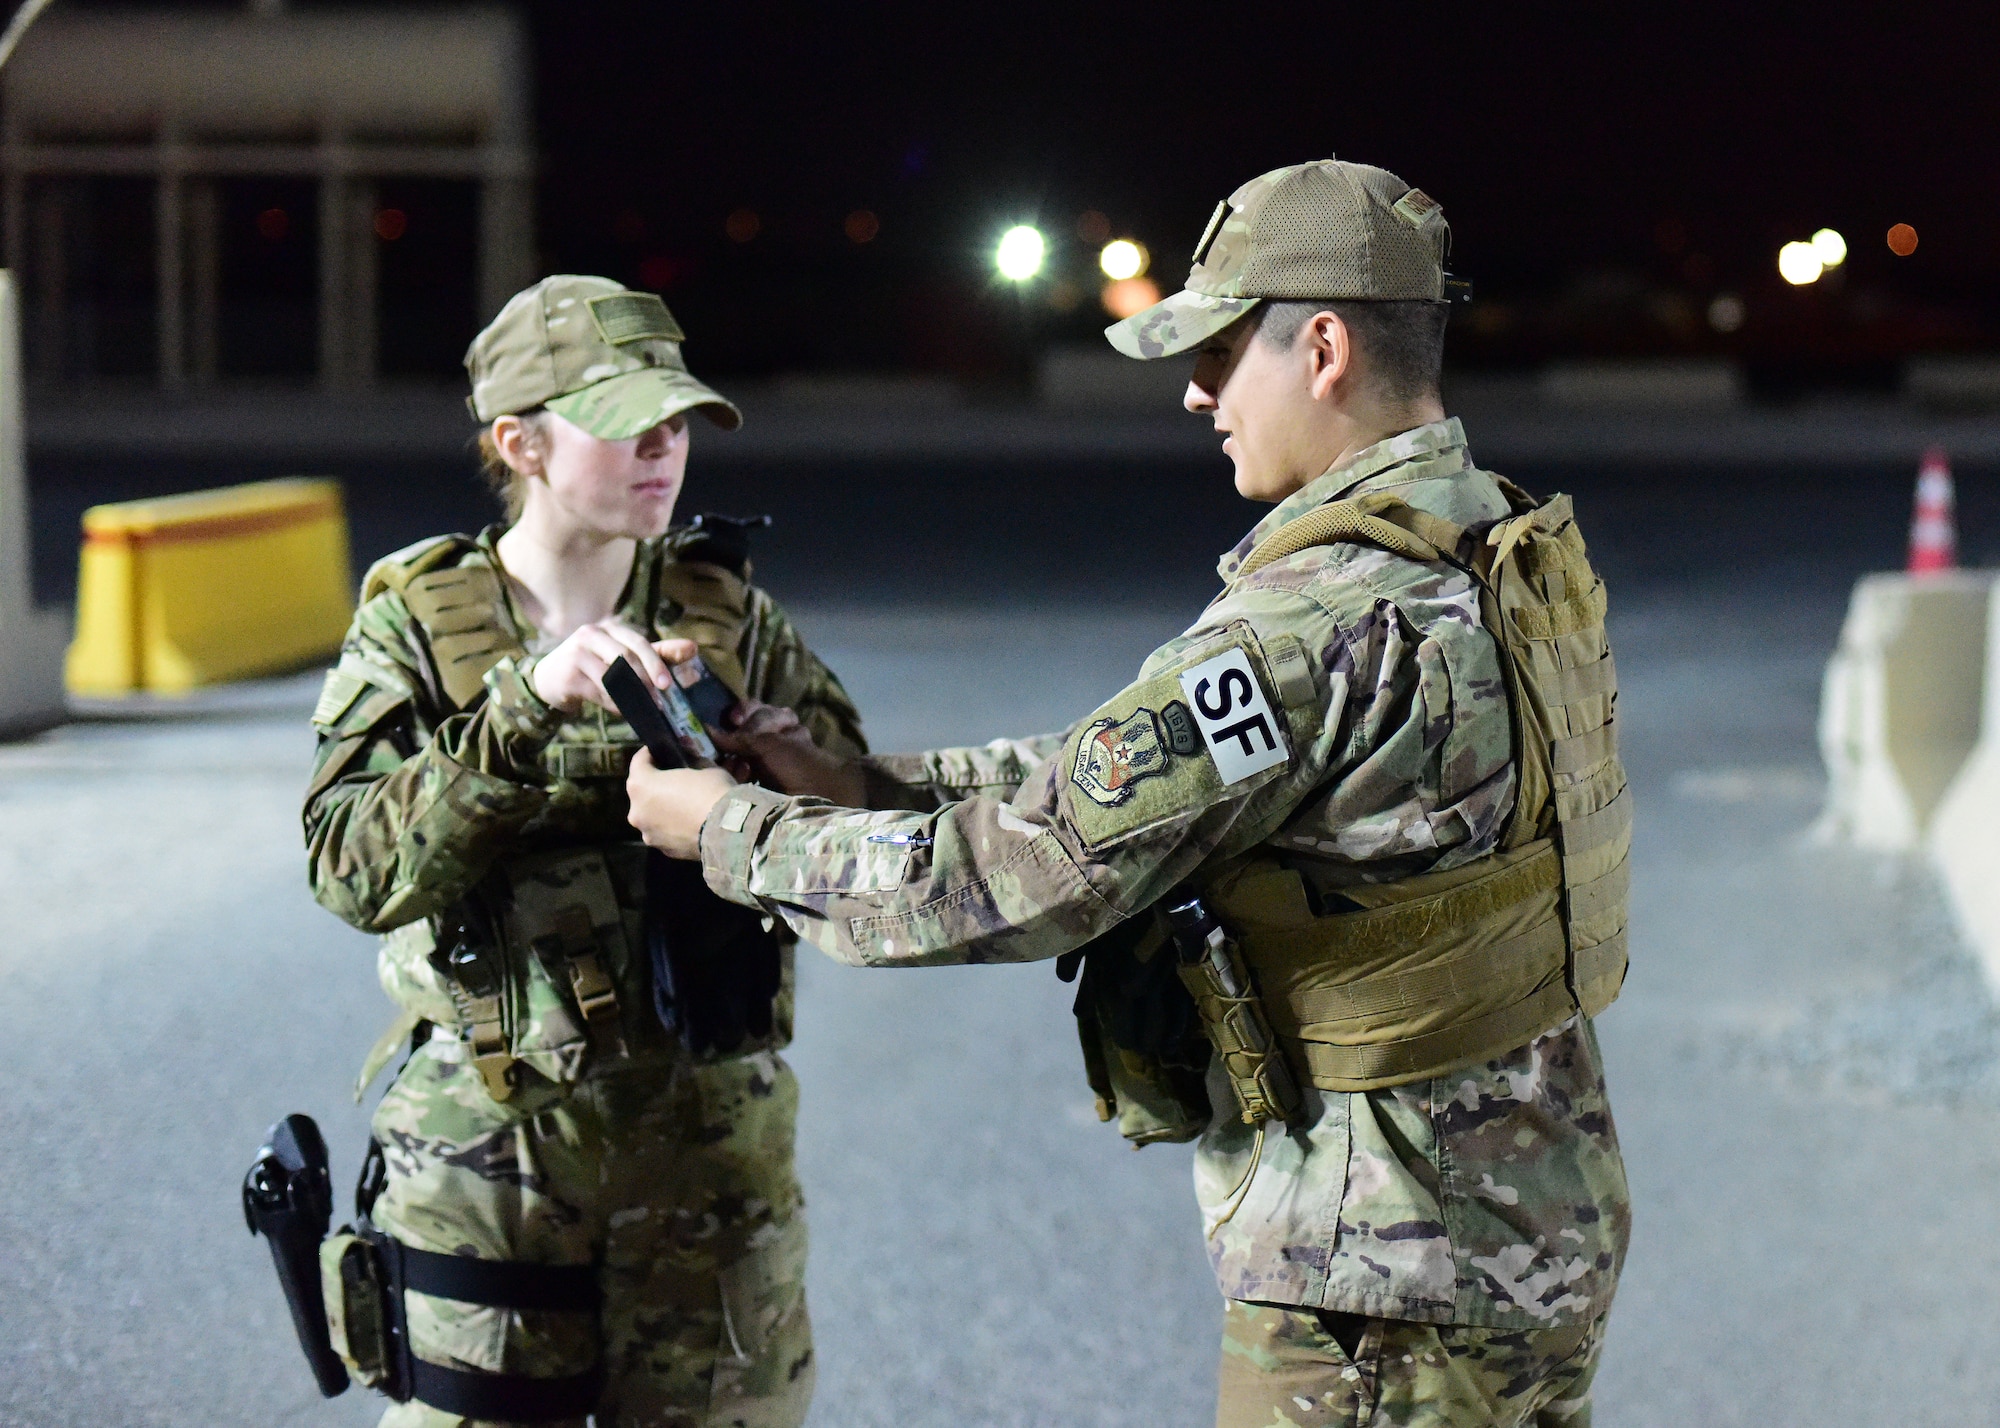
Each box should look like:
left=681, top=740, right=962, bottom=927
left=1105, top=158, right=1452, bottom=360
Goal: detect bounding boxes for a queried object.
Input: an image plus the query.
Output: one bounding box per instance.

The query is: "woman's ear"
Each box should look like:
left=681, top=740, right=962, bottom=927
left=491, top=415, right=544, bottom=477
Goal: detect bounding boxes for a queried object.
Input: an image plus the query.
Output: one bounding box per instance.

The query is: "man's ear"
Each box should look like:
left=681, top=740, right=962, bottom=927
left=1306, top=311, right=1352, bottom=402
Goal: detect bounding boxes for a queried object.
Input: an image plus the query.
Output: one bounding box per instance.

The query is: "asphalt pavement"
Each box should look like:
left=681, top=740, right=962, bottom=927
left=5, top=440, right=2000, bottom=1426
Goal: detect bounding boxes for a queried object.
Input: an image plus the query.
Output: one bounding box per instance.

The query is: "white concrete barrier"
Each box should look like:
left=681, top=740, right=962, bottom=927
left=1930, top=579, right=2000, bottom=991
left=1816, top=570, right=1994, bottom=850
left=0, top=269, right=67, bottom=737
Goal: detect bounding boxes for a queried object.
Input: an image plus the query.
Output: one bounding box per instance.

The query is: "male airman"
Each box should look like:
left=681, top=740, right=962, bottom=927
left=628, top=160, right=1632, bottom=1427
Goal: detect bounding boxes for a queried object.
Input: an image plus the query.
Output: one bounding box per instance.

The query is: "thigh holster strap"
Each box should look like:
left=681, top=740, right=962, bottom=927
left=395, top=1239, right=599, bottom=1313
left=363, top=1227, right=603, bottom=1421
left=406, top=1357, right=603, bottom=1422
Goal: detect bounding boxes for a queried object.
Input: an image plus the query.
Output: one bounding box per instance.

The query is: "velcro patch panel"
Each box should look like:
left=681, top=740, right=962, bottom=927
left=1061, top=629, right=1294, bottom=850
left=588, top=291, right=684, bottom=346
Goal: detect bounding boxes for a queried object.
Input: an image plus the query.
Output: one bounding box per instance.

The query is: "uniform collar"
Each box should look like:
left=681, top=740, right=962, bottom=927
left=1217, top=418, right=1471, bottom=582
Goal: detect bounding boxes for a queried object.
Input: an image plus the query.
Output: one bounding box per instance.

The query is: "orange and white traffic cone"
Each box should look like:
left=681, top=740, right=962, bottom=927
left=1908, top=447, right=1958, bottom=574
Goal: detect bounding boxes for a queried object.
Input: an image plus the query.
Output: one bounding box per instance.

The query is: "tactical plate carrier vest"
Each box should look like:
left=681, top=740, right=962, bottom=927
left=1077, top=481, right=1630, bottom=1139
left=360, top=529, right=779, bottom=1101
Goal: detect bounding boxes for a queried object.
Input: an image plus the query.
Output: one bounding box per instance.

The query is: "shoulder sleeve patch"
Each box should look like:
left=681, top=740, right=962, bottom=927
left=1059, top=628, right=1294, bottom=851
left=311, top=669, right=368, bottom=728
left=311, top=653, right=415, bottom=734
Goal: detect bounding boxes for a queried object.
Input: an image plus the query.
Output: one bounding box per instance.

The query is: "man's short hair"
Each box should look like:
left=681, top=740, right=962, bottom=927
left=1255, top=299, right=1448, bottom=404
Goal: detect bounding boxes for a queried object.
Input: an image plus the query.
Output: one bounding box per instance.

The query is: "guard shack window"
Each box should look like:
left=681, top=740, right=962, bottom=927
left=0, top=6, right=532, bottom=388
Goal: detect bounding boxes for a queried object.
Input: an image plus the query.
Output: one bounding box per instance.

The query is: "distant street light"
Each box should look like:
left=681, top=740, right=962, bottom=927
left=1098, top=239, right=1148, bottom=281
left=995, top=226, right=1046, bottom=282
left=1777, top=241, right=1824, bottom=286
left=1811, top=228, right=1848, bottom=268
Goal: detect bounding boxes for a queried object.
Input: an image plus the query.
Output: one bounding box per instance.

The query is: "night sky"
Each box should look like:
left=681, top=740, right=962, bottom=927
left=47, top=0, right=2000, bottom=382
left=526, top=0, right=1996, bottom=380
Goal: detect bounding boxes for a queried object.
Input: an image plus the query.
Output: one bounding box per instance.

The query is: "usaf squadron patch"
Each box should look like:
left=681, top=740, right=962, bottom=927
left=1071, top=708, right=1171, bottom=807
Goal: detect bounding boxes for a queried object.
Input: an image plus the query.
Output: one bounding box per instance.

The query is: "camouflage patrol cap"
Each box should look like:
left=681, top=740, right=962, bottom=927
left=1105, top=158, right=1451, bottom=360
left=465, top=275, right=742, bottom=438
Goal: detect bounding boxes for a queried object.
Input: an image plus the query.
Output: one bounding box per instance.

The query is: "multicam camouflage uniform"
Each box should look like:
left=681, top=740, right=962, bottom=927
left=696, top=420, right=1631, bottom=1425
left=306, top=521, right=864, bottom=1428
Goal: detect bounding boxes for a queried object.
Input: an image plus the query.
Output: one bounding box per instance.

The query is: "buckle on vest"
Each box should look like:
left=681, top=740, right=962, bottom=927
left=439, top=938, right=517, bottom=1102
left=565, top=952, right=626, bottom=1059
left=460, top=991, right=515, bottom=1102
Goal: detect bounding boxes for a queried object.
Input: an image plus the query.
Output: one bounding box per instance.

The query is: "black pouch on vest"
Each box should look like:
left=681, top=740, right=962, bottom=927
left=646, top=857, right=782, bottom=1057
left=604, top=656, right=782, bottom=1058
left=1059, top=915, right=1212, bottom=1146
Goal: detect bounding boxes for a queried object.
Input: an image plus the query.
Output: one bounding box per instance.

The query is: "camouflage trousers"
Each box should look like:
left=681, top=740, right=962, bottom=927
left=1215, top=1300, right=1606, bottom=1428
left=368, top=1038, right=814, bottom=1428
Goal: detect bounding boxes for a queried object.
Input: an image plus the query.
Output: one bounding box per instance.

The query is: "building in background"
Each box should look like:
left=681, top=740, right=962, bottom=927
left=1, top=2, right=532, bottom=389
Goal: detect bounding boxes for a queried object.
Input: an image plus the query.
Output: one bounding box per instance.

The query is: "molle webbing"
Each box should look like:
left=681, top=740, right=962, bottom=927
left=401, top=563, right=527, bottom=709
left=1220, top=843, right=1573, bottom=1092
left=656, top=559, right=751, bottom=693
left=542, top=741, right=642, bottom=782
left=1221, top=481, right=1631, bottom=1091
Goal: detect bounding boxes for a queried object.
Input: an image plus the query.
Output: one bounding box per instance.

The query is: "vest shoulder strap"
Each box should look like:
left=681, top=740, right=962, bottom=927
left=360, top=533, right=481, bottom=603
left=655, top=553, right=754, bottom=695
left=365, top=536, right=525, bottom=710
left=1240, top=500, right=1442, bottom=577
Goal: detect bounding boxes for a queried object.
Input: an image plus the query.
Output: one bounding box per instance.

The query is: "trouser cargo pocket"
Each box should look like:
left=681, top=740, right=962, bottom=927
left=710, top=1213, right=814, bottom=1427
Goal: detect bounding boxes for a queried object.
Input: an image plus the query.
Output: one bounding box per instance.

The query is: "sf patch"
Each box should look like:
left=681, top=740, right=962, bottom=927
left=1072, top=709, right=1171, bottom=807
left=1178, top=645, right=1287, bottom=785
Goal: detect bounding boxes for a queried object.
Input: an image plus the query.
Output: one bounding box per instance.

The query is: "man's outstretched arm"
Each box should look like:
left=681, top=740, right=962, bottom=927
left=632, top=600, right=1368, bottom=970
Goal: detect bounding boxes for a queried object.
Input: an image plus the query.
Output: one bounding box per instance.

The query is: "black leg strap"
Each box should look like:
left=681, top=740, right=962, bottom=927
left=396, top=1241, right=599, bottom=1313
left=406, top=1357, right=603, bottom=1421
left=361, top=1226, right=603, bottom=1420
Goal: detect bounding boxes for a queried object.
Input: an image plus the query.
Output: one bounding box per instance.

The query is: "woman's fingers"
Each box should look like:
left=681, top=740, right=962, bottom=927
left=570, top=629, right=631, bottom=712
left=602, top=623, right=673, bottom=689
left=533, top=623, right=697, bottom=715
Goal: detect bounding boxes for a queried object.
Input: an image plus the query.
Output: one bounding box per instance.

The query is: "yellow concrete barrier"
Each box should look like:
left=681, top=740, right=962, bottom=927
left=66, top=477, right=354, bottom=695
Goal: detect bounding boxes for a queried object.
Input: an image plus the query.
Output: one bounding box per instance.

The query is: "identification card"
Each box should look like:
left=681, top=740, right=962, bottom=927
left=1177, top=646, right=1288, bottom=786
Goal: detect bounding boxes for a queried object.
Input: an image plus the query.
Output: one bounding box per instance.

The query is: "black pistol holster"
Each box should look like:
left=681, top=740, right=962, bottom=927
left=247, top=1120, right=605, bottom=1420
left=241, top=1114, right=349, bottom=1397
left=1058, top=914, right=1213, bottom=1146
left=646, top=851, right=783, bottom=1058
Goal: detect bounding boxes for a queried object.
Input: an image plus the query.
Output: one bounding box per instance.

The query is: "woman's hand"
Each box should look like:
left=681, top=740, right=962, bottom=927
left=626, top=750, right=738, bottom=858
left=711, top=699, right=868, bottom=805
left=529, top=623, right=698, bottom=715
